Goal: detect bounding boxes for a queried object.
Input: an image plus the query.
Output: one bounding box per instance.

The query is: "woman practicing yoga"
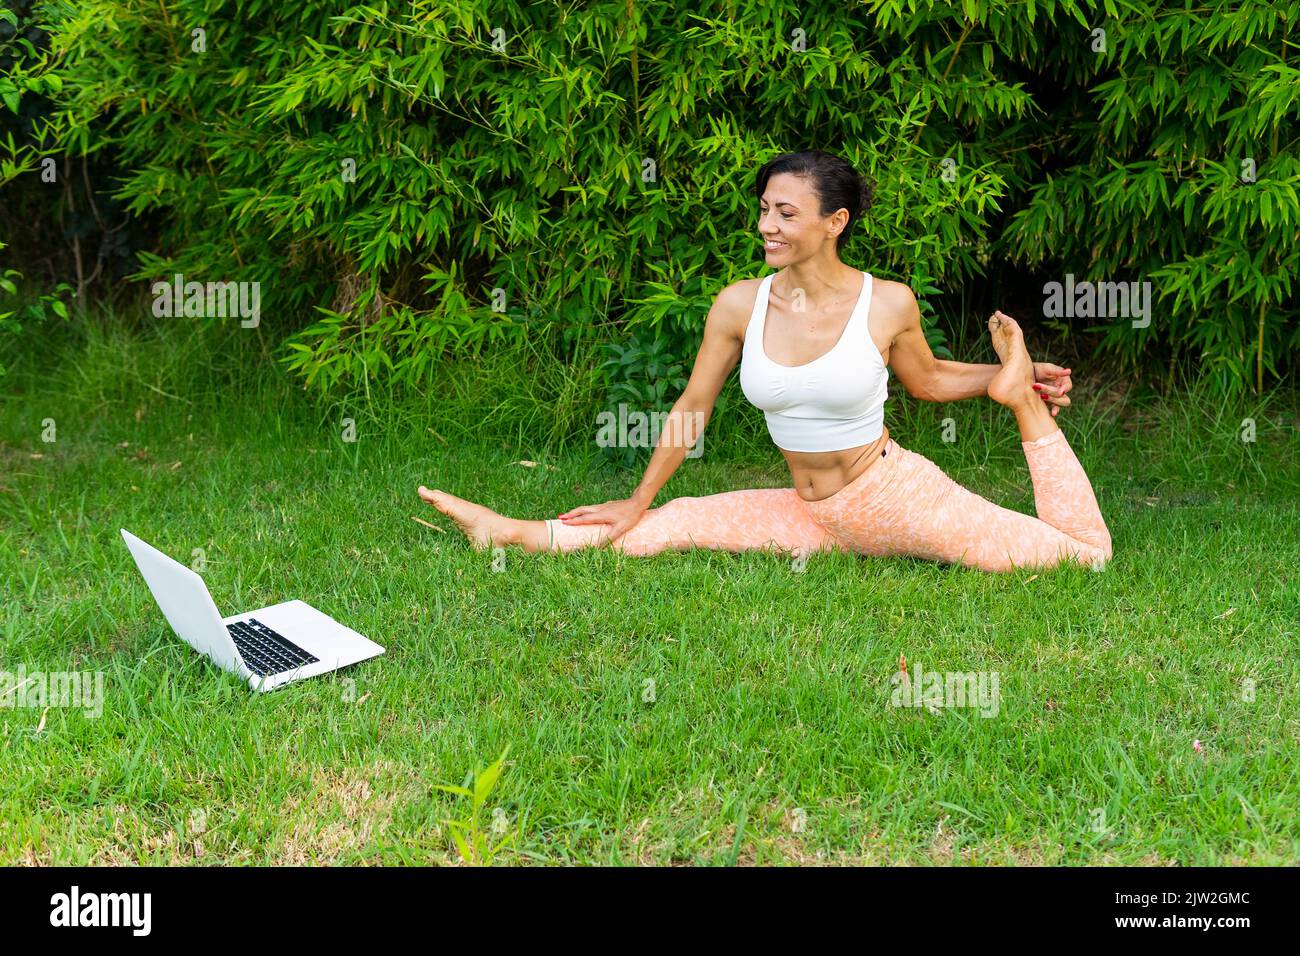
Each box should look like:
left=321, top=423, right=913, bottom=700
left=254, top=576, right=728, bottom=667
left=419, top=150, right=1113, bottom=573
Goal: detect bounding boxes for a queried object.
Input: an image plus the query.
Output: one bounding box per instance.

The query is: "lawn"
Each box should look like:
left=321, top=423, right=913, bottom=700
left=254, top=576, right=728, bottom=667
left=1, top=317, right=1298, bottom=865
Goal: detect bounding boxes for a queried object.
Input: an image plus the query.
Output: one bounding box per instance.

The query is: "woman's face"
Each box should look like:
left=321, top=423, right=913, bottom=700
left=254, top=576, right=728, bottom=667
left=757, top=172, right=848, bottom=265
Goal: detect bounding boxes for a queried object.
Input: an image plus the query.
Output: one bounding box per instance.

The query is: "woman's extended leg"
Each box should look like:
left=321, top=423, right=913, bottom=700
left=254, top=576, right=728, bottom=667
left=418, top=486, right=848, bottom=558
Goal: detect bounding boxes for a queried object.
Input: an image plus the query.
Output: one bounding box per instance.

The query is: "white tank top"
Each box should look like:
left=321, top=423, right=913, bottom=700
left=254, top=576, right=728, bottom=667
left=738, top=270, right=889, bottom=453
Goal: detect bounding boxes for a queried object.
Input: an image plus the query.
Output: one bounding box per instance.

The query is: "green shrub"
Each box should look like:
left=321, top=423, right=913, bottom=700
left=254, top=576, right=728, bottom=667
left=597, top=326, right=690, bottom=468
left=2, top=0, right=1295, bottom=399
left=0, top=239, right=73, bottom=379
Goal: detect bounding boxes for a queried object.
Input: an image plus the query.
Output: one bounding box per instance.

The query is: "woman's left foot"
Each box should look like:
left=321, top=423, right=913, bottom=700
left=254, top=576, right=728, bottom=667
left=418, top=487, right=517, bottom=550
left=986, top=312, right=1038, bottom=409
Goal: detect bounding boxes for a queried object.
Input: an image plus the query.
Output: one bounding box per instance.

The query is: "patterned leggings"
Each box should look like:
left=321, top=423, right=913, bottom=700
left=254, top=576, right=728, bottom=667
left=542, top=429, right=1112, bottom=573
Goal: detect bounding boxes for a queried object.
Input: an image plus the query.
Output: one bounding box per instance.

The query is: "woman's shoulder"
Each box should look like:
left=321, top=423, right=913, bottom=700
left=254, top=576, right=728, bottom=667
left=710, top=276, right=769, bottom=339
left=869, top=275, right=919, bottom=312
left=867, top=276, right=921, bottom=336
left=716, top=274, right=768, bottom=306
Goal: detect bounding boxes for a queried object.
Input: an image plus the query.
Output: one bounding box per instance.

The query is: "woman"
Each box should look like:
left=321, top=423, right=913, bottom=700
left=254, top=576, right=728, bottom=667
left=418, top=150, right=1112, bottom=573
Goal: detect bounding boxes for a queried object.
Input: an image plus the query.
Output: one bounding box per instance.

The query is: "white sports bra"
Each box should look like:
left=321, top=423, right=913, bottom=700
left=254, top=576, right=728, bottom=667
left=738, top=270, right=889, bottom=453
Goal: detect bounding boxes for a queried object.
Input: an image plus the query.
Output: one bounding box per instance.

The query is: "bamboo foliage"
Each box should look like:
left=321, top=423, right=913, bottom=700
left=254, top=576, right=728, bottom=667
left=1, top=0, right=1295, bottom=395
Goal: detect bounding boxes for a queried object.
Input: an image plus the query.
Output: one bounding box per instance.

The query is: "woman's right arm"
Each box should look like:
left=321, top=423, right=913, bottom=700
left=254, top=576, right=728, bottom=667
left=558, top=281, right=751, bottom=534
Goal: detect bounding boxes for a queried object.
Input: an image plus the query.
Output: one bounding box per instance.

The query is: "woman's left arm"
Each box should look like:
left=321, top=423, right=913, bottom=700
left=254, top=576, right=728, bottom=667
left=882, top=283, right=1073, bottom=414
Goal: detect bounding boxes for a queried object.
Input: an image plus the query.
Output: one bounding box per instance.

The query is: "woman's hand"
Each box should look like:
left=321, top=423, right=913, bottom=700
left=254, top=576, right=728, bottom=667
left=557, top=498, right=649, bottom=545
left=1032, top=362, right=1073, bottom=417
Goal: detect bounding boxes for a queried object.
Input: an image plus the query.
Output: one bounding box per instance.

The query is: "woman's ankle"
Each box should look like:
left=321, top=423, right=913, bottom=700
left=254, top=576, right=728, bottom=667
left=1014, top=401, right=1059, bottom=443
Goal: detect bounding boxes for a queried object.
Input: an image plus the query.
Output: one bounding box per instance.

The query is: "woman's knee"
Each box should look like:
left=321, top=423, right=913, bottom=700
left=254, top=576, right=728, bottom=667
left=1088, top=537, right=1112, bottom=569
left=1075, top=525, right=1113, bottom=569
left=1065, top=539, right=1111, bottom=572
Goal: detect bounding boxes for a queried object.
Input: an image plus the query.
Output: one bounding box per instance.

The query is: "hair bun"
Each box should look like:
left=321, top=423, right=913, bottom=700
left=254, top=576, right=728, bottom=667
left=858, top=179, right=874, bottom=214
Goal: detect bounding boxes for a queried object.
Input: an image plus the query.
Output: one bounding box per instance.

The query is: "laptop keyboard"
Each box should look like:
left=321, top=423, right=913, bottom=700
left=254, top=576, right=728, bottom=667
left=227, top=618, right=320, bottom=677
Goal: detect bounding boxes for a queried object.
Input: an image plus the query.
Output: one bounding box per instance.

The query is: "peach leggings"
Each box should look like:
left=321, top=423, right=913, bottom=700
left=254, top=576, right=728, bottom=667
left=542, top=428, right=1112, bottom=573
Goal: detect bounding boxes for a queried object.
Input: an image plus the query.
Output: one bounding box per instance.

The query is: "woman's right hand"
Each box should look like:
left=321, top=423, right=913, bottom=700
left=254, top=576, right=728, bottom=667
left=557, top=497, right=649, bottom=545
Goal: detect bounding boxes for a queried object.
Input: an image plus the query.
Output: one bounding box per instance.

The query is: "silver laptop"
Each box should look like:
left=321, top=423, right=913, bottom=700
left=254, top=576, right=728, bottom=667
left=121, top=528, right=384, bottom=692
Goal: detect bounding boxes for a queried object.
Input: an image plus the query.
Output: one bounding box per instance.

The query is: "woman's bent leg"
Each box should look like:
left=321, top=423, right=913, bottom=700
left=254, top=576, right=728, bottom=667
left=544, top=488, right=848, bottom=558
left=1021, top=429, right=1112, bottom=556
left=909, top=441, right=1111, bottom=571
left=805, top=439, right=1110, bottom=573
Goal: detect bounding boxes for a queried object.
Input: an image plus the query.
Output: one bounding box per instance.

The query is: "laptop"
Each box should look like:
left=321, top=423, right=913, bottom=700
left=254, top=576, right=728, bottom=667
left=121, top=528, right=384, bottom=692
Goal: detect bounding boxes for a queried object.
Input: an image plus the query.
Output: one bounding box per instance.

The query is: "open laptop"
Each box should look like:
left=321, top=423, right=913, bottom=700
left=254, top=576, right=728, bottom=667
left=121, top=528, right=384, bottom=692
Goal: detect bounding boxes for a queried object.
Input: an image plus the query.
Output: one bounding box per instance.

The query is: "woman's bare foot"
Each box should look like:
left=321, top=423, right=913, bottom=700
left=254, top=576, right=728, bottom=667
left=986, top=311, right=1038, bottom=409
left=986, top=311, right=1058, bottom=442
left=418, top=487, right=519, bottom=550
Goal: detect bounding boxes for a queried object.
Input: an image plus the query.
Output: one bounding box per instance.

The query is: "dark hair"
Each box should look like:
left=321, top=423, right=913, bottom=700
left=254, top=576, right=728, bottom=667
left=753, top=150, right=874, bottom=252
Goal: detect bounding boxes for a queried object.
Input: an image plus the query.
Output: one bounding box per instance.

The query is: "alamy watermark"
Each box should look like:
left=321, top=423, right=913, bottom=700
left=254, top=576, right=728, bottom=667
left=1043, top=274, right=1152, bottom=328
left=50, top=886, right=151, bottom=936
left=595, top=405, right=705, bottom=458
left=152, top=273, right=261, bottom=327
left=890, top=662, right=1000, bottom=718
left=1, top=665, right=104, bottom=718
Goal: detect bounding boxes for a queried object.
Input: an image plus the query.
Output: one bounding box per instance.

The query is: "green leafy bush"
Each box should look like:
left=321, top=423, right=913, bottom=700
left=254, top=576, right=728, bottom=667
left=0, top=239, right=72, bottom=379
left=597, top=326, right=691, bottom=468
left=2, top=0, right=1295, bottom=399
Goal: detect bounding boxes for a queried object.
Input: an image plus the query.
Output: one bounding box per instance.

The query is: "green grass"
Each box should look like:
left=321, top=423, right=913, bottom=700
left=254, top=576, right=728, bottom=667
left=1, top=314, right=1298, bottom=865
